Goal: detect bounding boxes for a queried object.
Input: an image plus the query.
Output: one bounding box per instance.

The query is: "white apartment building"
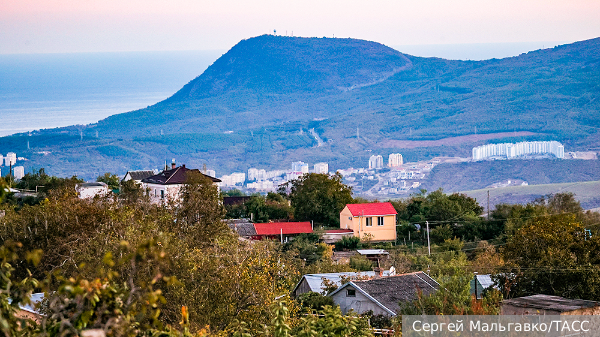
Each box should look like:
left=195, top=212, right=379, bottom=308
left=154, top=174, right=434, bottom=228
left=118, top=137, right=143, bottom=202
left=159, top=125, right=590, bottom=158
left=4, top=152, right=17, bottom=167
left=314, top=162, right=329, bottom=174
left=219, top=172, right=246, bottom=186
left=248, top=168, right=259, bottom=181
left=292, top=161, right=309, bottom=174
left=13, top=166, right=25, bottom=180
left=388, top=153, right=403, bottom=167
left=368, top=155, right=384, bottom=169
left=472, top=141, right=565, bottom=161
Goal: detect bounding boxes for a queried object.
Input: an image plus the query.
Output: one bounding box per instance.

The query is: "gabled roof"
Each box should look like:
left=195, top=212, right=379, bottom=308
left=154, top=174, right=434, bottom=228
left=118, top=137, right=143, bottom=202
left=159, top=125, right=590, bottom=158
left=253, top=222, right=313, bottom=236
left=123, top=170, right=155, bottom=182
left=226, top=219, right=257, bottom=237
left=329, top=271, right=439, bottom=316
left=141, top=165, right=221, bottom=185
left=502, top=295, right=600, bottom=312
left=293, top=270, right=394, bottom=295
left=345, top=202, right=398, bottom=217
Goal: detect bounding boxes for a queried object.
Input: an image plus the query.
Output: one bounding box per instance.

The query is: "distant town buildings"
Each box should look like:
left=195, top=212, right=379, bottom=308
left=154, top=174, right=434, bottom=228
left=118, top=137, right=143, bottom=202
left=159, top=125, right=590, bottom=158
left=314, top=162, right=329, bottom=174
left=291, top=161, right=309, bottom=174
left=219, top=172, right=246, bottom=187
left=4, top=152, right=16, bottom=167
left=388, top=153, right=403, bottom=167
left=13, top=166, right=25, bottom=180
left=368, top=155, right=383, bottom=169
left=472, top=141, right=565, bottom=161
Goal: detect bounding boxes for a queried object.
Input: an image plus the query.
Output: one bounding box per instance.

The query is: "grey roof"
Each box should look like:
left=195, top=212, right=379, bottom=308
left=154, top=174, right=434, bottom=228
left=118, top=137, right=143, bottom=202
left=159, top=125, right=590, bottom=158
left=330, top=271, right=439, bottom=315
left=227, top=220, right=257, bottom=237
left=8, top=292, right=44, bottom=314
left=123, top=170, right=155, bottom=182
left=77, top=182, right=107, bottom=188
left=470, top=274, right=496, bottom=299
left=502, top=294, right=600, bottom=312
left=357, top=249, right=389, bottom=255
left=294, top=271, right=393, bottom=295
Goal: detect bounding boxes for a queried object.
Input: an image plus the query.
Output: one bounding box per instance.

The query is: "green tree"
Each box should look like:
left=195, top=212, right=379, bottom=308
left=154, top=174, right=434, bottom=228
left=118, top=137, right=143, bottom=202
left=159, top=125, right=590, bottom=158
left=176, top=171, right=228, bottom=244
left=97, top=172, right=120, bottom=190
left=500, top=214, right=600, bottom=300
left=285, top=173, right=353, bottom=227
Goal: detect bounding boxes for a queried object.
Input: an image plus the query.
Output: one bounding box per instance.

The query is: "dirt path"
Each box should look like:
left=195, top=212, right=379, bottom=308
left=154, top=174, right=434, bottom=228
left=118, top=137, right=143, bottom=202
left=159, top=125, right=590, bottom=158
left=379, top=131, right=538, bottom=149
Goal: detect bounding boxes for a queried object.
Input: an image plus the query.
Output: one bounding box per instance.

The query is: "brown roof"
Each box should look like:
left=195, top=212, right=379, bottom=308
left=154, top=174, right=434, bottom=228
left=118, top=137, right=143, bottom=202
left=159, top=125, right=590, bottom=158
left=141, top=165, right=221, bottom=185
left=502, top=294, right=600, bottom=312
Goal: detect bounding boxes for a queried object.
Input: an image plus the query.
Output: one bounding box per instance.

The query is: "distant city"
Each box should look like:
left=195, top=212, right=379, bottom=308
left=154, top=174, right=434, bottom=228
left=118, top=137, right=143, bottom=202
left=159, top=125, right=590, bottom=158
left=3, top=140, right=594, bottom=197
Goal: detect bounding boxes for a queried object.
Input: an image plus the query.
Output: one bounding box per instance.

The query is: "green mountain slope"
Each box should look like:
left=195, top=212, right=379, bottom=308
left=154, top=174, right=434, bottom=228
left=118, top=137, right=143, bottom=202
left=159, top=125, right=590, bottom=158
left=3, top=35, right=600, bottom=181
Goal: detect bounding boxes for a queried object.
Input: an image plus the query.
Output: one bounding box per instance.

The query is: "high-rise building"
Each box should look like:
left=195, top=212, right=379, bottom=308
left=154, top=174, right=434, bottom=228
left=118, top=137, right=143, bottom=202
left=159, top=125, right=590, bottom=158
left=314, top=162, right=329, bottom=174
left=388, top=153, right=403, bottom=167
left=13, top=166, right=25, bottom=180
left=292, top=161, right=309, bottom=174
left=248, top=168, right=259, bottom=181
left=4, top=152, right=16, bottom=167
left=472, top=141, right=565, bottom=161
left=368, top=155, right=383, bottom=169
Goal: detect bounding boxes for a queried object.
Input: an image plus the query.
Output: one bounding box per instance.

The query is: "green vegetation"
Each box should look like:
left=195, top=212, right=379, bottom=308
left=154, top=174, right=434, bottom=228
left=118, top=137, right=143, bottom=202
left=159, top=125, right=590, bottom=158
left=2, top=169, right=600, bottom=335
left=283, top=173, right=354, bottom=227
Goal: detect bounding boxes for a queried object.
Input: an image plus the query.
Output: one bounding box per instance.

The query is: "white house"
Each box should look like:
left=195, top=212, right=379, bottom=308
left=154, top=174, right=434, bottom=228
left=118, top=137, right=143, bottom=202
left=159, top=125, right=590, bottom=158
left=141, top=164, right=221, bottom=204
left=75, top=182, right=109, bottom=199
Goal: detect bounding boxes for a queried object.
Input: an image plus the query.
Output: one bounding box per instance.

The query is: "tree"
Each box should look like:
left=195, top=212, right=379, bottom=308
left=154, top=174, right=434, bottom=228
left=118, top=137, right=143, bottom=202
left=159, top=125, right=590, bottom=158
left=119, top=179, right=148, bottom=204
left=285, top=173, right=353, bottom=227
left=500, top=214, right=600, bottom=300
left=176, top=171, right=227, bottom=244
left=97, top=172, right=120, bottom=190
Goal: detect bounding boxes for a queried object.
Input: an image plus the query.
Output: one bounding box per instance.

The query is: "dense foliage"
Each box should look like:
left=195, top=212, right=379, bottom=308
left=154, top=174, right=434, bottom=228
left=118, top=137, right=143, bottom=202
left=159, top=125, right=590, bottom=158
left=2, top=168, right=600, bottom=335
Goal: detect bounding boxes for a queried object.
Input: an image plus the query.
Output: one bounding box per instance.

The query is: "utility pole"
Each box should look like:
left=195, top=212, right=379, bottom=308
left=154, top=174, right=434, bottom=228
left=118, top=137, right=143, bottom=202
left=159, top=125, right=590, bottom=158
left=474, top=272, right=478, bottom=300
left=487, top=190, right=490, bottom=221
left=426, top=221, right=431, bottom=256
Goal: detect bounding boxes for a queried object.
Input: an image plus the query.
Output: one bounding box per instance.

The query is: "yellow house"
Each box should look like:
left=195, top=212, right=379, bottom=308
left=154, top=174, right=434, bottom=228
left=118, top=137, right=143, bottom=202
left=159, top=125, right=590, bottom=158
left=339, top=202, right=397, bottom=242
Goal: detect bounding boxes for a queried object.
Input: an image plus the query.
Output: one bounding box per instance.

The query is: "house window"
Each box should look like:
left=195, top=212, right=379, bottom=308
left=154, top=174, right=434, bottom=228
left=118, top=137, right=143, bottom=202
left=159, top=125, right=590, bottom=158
left=365, top=217, right=372, bottom=227
left=160, top=190, right=165, bottom=199
left=378, top=217, right=384, bottom=226
left=347, top=289, right=356, bottom=297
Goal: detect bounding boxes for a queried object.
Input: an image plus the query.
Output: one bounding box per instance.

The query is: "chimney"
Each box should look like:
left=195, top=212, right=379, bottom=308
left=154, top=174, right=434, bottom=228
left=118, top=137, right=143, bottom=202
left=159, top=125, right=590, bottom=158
left=171, top=158, right=176, bottom=169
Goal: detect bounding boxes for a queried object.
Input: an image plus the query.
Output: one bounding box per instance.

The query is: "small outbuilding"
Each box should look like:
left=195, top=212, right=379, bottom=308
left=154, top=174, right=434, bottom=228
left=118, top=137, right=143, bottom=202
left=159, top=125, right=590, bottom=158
left=75, top=182, right=109, bottom=199
left=329, top=271, right=439, bottom=316
left=501, top=294, right=600, bottom=315
left=252, top=222, right=313, bottom=242
left=293, top=270, right=395, bottom=297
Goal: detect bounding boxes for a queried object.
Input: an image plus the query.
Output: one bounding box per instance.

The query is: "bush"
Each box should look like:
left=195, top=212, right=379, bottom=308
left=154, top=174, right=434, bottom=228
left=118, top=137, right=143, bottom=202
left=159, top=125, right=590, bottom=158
left=334, top=236, right=361, bottom=251
left=350, top=255, right=373, bottom=271
left=297, top=291, right=334, bottom=310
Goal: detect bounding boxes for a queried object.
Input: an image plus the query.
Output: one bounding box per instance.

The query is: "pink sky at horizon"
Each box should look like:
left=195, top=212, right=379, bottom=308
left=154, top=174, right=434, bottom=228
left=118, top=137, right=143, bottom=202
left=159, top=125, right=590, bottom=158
left=1, top=0, right=599, bottom=54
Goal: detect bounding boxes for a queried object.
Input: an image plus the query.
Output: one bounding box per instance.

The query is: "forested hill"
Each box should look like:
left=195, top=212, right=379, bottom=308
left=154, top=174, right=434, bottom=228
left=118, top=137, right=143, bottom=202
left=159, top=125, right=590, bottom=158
left=2, top=35, right=600, bottom=180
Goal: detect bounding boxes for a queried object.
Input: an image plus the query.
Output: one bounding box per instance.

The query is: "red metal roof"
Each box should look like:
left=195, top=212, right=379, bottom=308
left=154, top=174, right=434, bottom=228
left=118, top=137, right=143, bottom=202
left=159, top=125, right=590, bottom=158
left=345, top=202, right=398, bottom=217
left=253, top=222, right=313, bottom=236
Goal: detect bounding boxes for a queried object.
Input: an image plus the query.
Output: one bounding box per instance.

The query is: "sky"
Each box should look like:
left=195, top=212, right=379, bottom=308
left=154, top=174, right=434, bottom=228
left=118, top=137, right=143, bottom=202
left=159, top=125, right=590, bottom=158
left=1, top=0, right=600, bottom=57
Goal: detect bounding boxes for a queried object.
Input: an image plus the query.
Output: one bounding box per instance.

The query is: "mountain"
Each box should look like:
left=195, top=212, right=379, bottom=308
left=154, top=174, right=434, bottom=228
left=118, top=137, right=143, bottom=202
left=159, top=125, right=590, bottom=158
left=2, top=35, right=600, bottom=182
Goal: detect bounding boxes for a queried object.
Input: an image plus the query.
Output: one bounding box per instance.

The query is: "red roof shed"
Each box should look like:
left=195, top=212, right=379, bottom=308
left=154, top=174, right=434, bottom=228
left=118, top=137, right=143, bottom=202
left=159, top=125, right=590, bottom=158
left=253, top=222, right=313, bottom=236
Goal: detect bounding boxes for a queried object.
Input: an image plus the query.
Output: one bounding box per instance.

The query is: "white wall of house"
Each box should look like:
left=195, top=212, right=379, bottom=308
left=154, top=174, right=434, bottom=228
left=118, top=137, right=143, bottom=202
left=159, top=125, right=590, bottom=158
left=330, top=285, right=391, bottom=316
left=144, top=183, right=183, bottom=204
left=76, top=185, right=108, bottom=199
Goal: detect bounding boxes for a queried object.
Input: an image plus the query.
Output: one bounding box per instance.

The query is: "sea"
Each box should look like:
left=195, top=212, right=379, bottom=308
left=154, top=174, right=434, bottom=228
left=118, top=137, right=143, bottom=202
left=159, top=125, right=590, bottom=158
left=0, top=50, right=224, bottom=137
left=0, top=42, right=566, bottom=138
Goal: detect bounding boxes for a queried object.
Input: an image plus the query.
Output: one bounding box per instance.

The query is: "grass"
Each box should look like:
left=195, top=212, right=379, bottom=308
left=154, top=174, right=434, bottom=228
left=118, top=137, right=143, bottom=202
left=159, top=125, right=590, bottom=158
left=460, top=180, right=600, bottom=210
